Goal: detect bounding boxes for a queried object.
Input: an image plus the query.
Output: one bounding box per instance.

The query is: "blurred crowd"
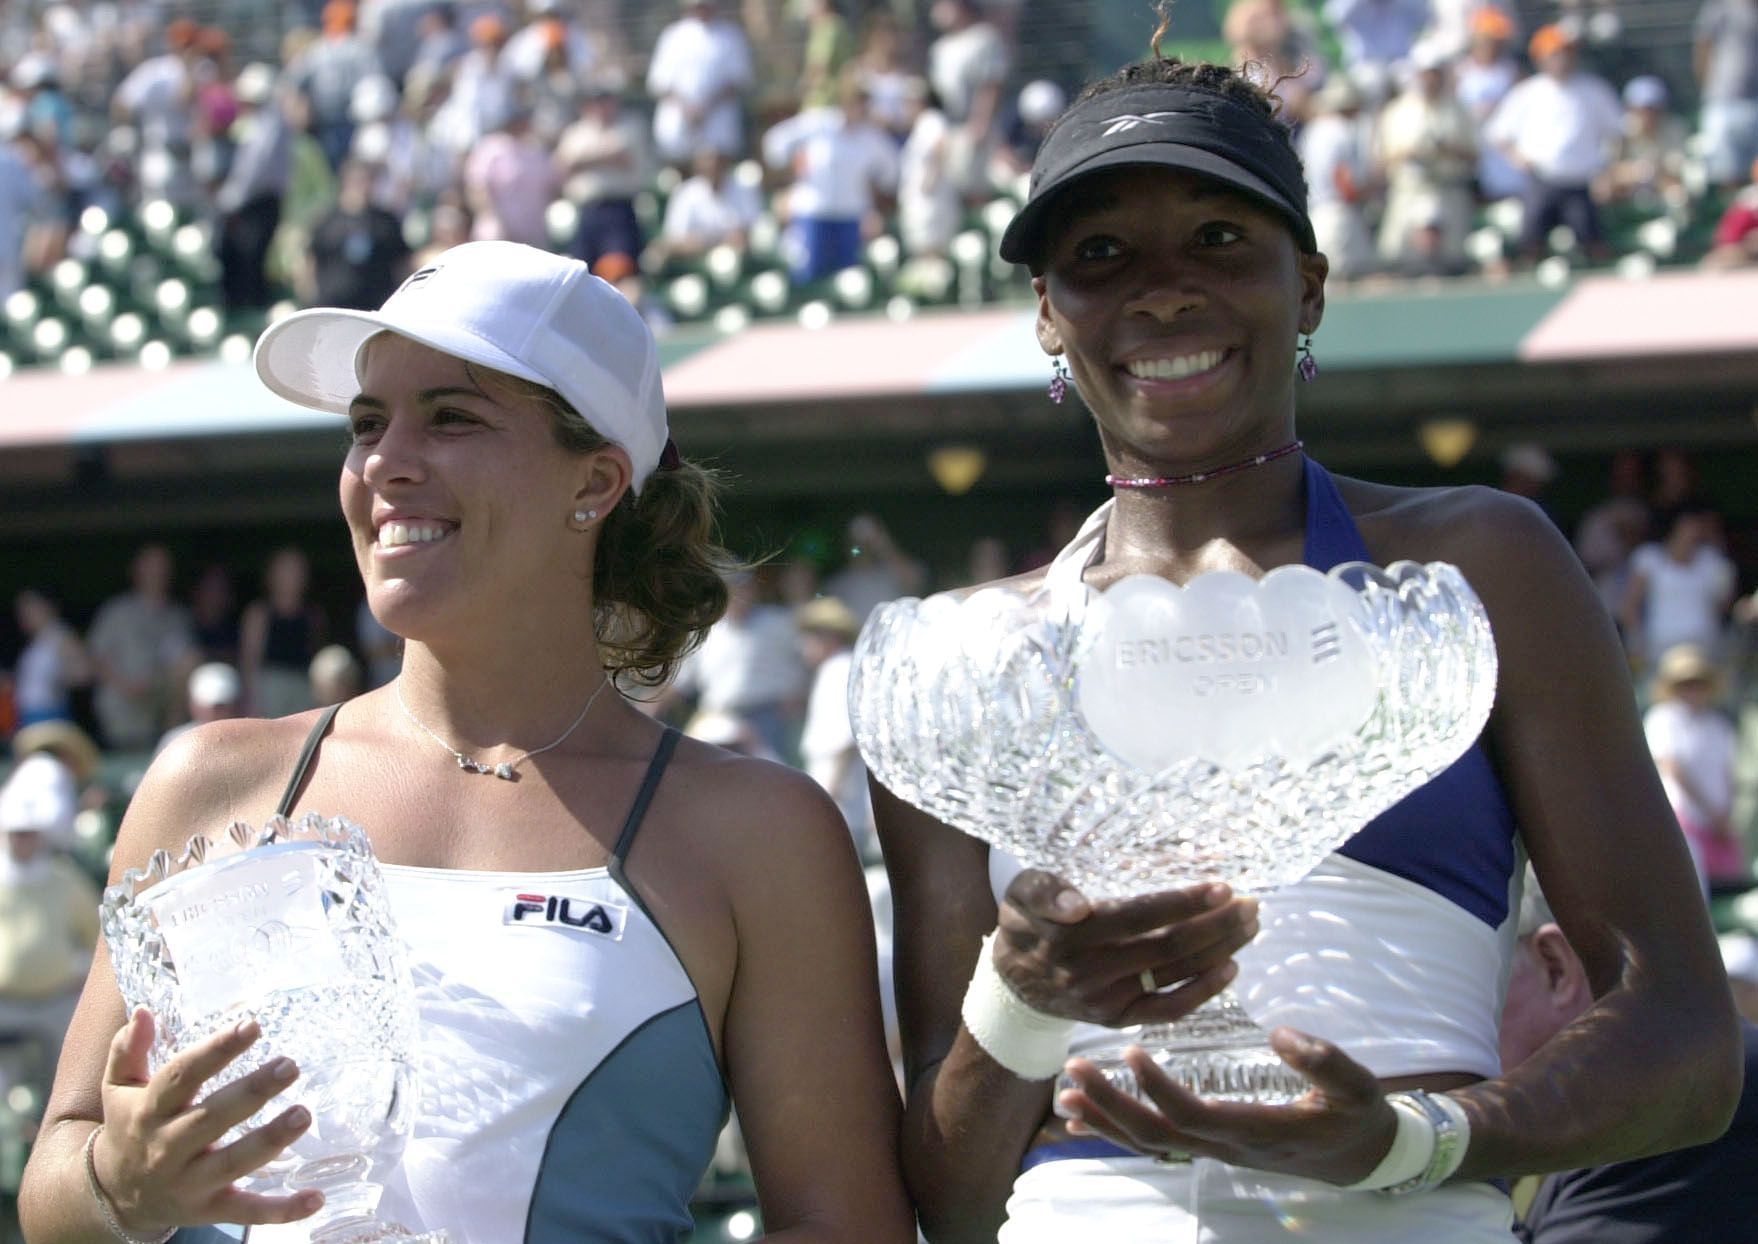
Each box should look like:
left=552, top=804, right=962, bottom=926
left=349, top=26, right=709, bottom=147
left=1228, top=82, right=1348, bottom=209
left=0, top=0, right=1755, bottom=351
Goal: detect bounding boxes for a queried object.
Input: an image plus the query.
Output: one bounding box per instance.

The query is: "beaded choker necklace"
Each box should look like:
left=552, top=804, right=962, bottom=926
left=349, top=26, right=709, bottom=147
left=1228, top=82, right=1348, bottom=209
left=1106, top=440, right=1304, bottom=489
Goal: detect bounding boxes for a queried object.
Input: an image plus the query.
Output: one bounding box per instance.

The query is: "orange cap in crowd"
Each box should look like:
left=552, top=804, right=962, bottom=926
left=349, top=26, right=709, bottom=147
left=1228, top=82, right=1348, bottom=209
left=470, top=14, right=507, bottom=45
left=166, top=18, right=200, bottom=50
left=1528, top=24, right=1575, bottom=61
left=323, top=0, right=358, bottom=34
left=1469, top=7, right=1514, bottom=41
left=540, top=18, right=567, bottom=50
left=593, top=252, right=637, bottom=284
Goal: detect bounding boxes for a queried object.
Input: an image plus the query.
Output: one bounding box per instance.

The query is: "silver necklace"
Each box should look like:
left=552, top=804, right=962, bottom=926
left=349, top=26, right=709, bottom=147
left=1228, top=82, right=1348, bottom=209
left=394, top=677, right=611, bottom=780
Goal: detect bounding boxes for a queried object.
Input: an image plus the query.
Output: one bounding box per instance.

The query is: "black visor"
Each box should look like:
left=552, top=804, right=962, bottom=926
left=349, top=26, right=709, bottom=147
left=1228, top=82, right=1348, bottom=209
left=1000, top=83, right=1317, bottom=266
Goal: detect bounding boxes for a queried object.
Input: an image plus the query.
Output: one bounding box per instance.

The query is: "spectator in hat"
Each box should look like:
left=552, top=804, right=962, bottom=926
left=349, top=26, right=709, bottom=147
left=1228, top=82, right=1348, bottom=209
left=1485, top=25, right=1622, bottom=262
left=1456, top=6, right=1527, bottom=200
left=308, top=644, right=363, bottom=705
left=1503, top=865, right=1758, bottom=1242
left=1598, top=76, right=1689, bottom=212
left=11, top=53, right=76, bottom=148
left=286, top=0, right=386, bottom=170
left=763, top=76, right=899, bottom=283
left=1693, top=0, right=1758, bottom=189
left=152, top=662, right=242, bottom=758
left=1299, top=74, right=1378, bottom=280
left=646, top=0, right=756, bottom=167
left=992, top=79, right=1067, bottom=182
left=796, top=596, right=872, bottom=853
left=86, top=545, right=196, bottom=752
left=430, top=12, right=518, bottom=158
left=556, top=79, right=653, bottom=276
left=502, top=5, right=599, bottom=85
left=0, top=754, right=100, bottom=1080
left=1643, top=644, right=1742, bottom=891
left=1499, top=443, right=1559, bottom=521
left=111, top=18, right=205, bottom=148
left=1377, top=42, right=1478, bottom=272
left=1622, top=502, right=1736, bottom=668
left=215, top=64, right=292, bottom=312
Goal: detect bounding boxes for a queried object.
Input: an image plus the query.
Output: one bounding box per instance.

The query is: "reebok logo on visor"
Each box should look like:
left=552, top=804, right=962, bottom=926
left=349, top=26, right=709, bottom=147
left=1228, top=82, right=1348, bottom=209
left=1099, top=111, right=1193, bottom=137
left=502, top=891, right=629, bottom=940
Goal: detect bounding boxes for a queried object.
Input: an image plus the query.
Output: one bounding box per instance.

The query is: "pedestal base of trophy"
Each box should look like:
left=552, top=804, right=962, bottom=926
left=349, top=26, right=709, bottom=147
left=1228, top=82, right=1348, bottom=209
left=1054, top=991, right=1310, bottom=1113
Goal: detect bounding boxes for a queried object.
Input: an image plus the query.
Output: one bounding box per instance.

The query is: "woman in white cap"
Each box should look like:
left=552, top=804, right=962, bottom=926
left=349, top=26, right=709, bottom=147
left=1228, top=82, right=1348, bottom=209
left=20, top=241, right=913, bottom=1243
left=873, top=28, right=1738, bottom=1244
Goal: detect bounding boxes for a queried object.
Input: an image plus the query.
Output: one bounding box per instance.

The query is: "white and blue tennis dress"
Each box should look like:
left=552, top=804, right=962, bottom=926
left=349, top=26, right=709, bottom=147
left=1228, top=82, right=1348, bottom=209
left=174, top=723, right=726, bottom=1243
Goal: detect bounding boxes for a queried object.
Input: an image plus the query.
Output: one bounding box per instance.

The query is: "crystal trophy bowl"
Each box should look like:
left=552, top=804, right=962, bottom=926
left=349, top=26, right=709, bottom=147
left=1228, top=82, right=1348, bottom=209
left=101, top=813, right=448, bottom=1242
left=850, top=561, right=1497, bottom=1105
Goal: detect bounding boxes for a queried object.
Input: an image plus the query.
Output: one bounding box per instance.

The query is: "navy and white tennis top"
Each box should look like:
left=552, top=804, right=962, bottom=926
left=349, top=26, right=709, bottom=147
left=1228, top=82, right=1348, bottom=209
left=991, top=458, right=1524, bottom=1081
left=175, top=724, right=727, bottom=1243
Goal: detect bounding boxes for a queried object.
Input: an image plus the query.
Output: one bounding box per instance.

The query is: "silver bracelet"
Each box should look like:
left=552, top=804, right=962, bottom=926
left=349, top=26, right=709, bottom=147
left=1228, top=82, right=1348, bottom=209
left=1380, top=1090, right=1471, bottom=1197
left=82, top=1125, right=176, bottom=1244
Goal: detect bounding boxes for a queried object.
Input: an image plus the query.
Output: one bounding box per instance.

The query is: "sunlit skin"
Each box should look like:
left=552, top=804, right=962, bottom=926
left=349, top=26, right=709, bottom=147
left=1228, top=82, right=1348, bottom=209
left=1032, top=166, right=1327, bottom=480
left=342, top=334, right=630, bottom=669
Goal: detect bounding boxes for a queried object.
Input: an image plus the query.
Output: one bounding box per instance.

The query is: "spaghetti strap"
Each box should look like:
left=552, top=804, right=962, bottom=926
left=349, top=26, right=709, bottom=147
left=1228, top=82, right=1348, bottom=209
left=276, top=703, right=342, bottom=818
left=610, top=726, right=681, bottom=868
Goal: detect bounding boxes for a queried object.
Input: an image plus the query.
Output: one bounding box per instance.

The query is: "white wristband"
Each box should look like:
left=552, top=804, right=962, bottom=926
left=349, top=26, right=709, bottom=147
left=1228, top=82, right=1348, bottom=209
left=1346, top=1090, right=1472, bottom=1194
left=960, top=931, right=1077, bottom=1081
left=1345, top=1093, right=1434, bottom=1190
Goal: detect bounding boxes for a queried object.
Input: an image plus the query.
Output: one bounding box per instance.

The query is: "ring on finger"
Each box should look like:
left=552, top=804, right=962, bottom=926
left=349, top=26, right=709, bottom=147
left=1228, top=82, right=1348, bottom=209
left=1140, top=967, right=1157, bottom=993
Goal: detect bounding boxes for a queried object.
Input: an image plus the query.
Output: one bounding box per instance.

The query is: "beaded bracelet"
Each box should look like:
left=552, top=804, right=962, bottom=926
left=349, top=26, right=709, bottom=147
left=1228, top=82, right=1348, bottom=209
left=83, top=1125, right=176, bottom=1244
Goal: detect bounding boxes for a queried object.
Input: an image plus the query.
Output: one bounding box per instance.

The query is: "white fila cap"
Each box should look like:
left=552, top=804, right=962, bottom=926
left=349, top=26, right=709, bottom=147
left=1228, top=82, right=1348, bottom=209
left=254, top=241, right=669, bottom=491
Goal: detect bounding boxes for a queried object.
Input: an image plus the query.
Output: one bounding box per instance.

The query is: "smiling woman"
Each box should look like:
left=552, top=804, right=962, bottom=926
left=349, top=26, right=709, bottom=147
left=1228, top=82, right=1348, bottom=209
left=872, top=37, right=1740, bottom=1244
left=19, top=242, right=915, bottom=1244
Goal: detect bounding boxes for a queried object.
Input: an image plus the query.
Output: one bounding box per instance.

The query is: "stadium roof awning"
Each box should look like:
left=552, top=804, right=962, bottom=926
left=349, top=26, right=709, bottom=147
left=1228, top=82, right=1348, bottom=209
left=2, top=268, right=1756, bottom=450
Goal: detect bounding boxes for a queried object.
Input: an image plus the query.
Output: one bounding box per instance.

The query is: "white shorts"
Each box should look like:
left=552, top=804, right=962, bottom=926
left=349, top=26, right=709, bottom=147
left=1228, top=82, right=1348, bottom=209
left=999, top=1154, right=1515, bottom=1244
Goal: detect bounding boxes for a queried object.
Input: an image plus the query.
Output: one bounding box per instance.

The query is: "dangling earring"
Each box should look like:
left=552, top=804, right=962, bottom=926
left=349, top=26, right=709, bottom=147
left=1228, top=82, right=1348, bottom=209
left=1297, top=335, right=1318, bottom=382
left=1048, top=357, right=1070, bottom=404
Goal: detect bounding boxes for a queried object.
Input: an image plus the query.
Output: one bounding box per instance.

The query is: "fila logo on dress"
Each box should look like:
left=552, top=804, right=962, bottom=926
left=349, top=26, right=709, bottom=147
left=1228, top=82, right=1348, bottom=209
left=503, top=892, right=629, bottom=940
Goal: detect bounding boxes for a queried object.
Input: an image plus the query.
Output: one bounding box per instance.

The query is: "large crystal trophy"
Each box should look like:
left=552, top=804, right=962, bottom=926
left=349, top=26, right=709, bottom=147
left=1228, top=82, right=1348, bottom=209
left=101, top=813, right=449, bottom=1243
left=851, top=561, right=1496, bottom=1105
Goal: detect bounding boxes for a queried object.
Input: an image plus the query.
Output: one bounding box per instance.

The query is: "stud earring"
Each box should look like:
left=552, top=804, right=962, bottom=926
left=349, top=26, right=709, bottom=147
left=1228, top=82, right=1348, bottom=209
left=1048, top=357, right=1070, bottom=404
left=572, top=508, right=598, bottom=526
left=1297, top=335, right=1318, bottom=383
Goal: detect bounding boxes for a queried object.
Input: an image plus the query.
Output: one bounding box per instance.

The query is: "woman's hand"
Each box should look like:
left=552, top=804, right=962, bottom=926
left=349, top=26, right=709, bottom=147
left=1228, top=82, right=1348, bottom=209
left=994, top=869, right=1260, bottom=1029
left=92, top=1009, right=325, bottom=1235
left=1058, top=1030, right=1399, bottom=1186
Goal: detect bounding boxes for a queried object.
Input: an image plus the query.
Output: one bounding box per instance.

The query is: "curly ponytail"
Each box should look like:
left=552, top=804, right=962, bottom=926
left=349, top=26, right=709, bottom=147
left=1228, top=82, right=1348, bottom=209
left=469, top=366, right=734, bottom=689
